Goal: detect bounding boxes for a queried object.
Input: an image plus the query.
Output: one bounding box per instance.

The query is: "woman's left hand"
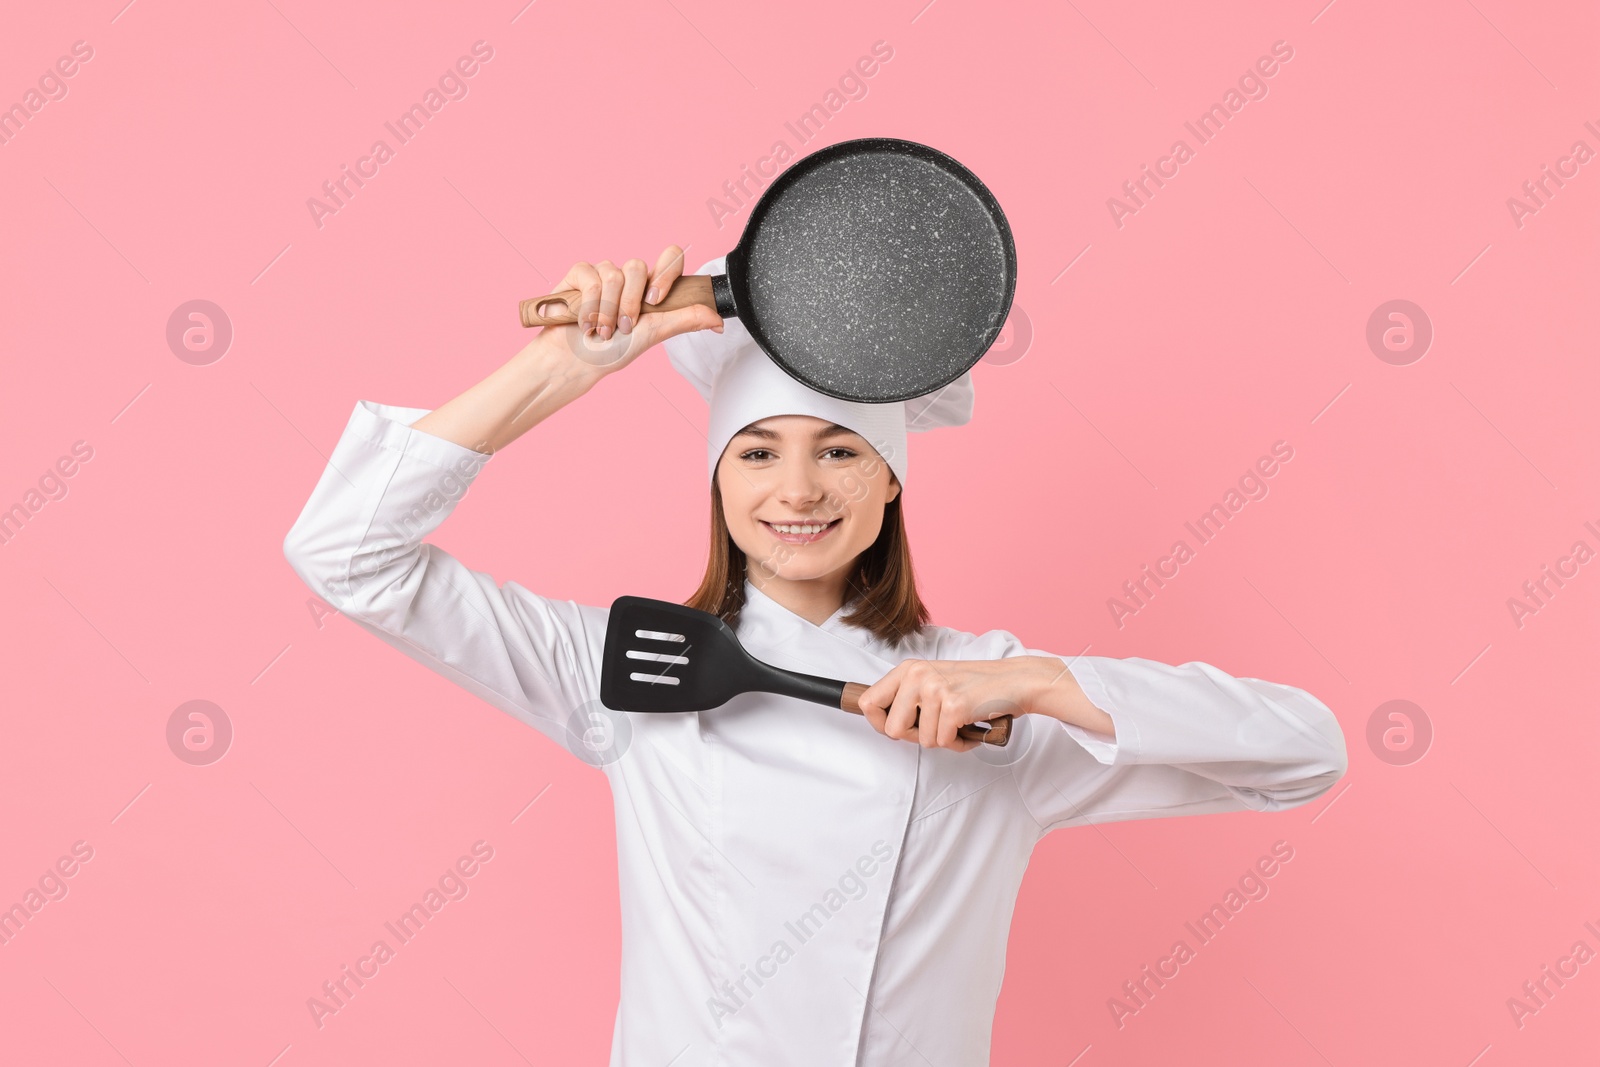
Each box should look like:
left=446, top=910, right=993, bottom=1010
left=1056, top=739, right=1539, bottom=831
left=855, top=656, right=1073, bottom=752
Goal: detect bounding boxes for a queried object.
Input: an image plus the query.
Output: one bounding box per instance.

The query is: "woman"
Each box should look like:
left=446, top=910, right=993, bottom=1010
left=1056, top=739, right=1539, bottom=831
left=283, top=244, right=1347, bottom=1065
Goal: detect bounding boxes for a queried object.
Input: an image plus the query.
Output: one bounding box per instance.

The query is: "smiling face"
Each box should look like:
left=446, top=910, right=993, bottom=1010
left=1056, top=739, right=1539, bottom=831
left=714, top=415, right=901, bottom=591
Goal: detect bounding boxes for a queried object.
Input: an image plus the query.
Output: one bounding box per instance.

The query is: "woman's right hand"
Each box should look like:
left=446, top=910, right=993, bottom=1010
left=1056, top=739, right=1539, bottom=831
left=416, top=244, right=718, bottom=455
left=535, top=244, right=724, bottom=375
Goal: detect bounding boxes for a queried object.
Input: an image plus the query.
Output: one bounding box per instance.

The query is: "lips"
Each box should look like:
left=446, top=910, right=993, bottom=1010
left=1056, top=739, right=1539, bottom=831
left=760, top=518, right=841, bottom=545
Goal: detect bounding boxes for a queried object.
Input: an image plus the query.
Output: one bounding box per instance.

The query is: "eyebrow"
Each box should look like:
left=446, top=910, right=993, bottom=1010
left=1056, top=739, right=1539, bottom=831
left=731, top=422, right=859, bottom=442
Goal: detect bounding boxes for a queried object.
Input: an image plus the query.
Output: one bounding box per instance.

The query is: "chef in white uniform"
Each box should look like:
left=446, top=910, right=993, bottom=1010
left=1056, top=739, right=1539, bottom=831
left=283, top=247, right=1348, bottom=1066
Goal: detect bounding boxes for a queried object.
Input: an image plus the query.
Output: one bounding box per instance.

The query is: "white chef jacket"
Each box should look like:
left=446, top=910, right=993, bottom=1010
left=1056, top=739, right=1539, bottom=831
left=282, top=400, right=1348, bottom=1067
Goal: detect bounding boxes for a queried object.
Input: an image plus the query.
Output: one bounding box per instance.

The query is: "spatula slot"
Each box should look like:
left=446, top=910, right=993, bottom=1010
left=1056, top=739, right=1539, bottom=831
left=628, top=673, right=681, bottom=685
left=635, top=628, right=686, bottom=642
left=626, top=650, right=689, bottom=664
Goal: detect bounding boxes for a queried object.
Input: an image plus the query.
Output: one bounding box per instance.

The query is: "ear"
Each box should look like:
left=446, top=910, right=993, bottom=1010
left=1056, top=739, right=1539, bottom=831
left=885, top=472, right=901, bottom=504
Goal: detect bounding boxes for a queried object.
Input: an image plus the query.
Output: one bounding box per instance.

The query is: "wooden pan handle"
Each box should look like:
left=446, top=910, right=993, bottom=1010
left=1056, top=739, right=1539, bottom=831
left=839, top=682, right=1012, bottom=747
left=519, top=275, right=718, bottom=328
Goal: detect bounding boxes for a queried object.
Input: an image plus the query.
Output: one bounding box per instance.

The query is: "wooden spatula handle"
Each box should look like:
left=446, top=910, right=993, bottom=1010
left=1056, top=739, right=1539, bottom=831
left=840, top=682, right=1012, bottom=747
left=520, top=274, right=718, bottom=327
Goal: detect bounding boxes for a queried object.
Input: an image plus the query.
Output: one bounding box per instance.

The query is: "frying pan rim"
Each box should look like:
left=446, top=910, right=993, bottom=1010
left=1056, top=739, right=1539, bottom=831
left=724, top=136, right=1017, bottom=406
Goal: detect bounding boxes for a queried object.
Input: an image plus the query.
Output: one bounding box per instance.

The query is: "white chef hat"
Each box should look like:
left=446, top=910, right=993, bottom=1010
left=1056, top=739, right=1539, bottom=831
left=662, top=255, right=975, bottom=487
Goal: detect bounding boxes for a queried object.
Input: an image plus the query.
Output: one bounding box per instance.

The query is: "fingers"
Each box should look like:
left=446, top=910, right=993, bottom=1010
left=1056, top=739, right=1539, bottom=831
left=859, top=699, right=889, bottom=737
left=617, top=259, right=648, bottom=336
left=854, top=670, right=893, bottom=738
left=553, top=245, right=704, bottom=345
left=936, top=697, right=982, bottom=751
left=550, top=257, right=639, bottom=340
left=858, top=660, right=990, bottom=752
left=929, top=695, right=982, bottom=752
left=646, top=244, right=687, bottom=306
left=592, top=260, right=626, bottom=340
left=858, top=663, right=905, bottom=738
left=916, top=689, right=944, bottom=748
left=632, top=303, right=722, bottom=349
left=858, top=659, right=1012, bottom=752
left=554, top=261, right=601, bottom=333
left=884, top=669, right=922, bottom=743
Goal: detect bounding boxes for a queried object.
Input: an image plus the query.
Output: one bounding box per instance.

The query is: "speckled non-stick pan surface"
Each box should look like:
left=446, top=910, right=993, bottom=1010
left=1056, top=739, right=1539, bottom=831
left=722, top=138, right=1016, bottom=404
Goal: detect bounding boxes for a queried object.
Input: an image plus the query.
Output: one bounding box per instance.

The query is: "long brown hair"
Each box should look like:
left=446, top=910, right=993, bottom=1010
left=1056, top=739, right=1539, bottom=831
left=684, top=473, right=931, bottom=645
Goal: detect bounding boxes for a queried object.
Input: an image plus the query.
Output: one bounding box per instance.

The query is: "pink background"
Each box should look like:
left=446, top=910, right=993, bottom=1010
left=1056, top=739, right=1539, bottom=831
left=2, top=0, right=1596, bottom=1063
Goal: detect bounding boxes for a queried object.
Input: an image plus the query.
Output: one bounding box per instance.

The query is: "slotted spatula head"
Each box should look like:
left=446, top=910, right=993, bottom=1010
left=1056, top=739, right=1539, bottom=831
left=600, top=596, right=764, bottom=713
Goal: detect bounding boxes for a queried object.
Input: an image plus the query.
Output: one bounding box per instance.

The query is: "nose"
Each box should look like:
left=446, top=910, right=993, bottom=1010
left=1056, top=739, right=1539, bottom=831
left=773, top=457, right=826, bottom=512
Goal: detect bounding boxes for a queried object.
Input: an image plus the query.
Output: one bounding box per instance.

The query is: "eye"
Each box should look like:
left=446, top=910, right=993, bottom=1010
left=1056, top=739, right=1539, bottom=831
left=822, top=447, right=858, bottom=461
left=739, top=448, right=774, bottom=462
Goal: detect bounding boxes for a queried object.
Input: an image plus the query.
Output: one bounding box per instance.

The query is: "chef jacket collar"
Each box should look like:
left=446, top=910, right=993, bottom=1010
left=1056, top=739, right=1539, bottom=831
left=738, top=578, right=904, bottom=668
left=734, top=577, right=920, bottom=747
left=741, top=578, right=850, bottom=634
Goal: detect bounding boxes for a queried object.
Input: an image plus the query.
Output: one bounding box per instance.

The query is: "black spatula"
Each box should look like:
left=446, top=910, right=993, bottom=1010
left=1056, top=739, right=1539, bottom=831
left=599, top=596, right=1012, bottom=747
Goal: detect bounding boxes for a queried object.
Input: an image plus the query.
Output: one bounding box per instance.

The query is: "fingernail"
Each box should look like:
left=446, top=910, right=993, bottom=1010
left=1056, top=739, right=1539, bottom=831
left=646, top=286, right=661, bottom=305
left=598, top=323, right=612, bottom=340
left=617, top=314, right=633, bottom=335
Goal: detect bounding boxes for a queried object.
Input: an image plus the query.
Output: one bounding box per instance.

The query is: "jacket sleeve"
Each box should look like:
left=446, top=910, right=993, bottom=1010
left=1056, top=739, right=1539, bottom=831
left=281, top=399, right=610, bottom=763
left=959, top=632, right=1349, bottom=833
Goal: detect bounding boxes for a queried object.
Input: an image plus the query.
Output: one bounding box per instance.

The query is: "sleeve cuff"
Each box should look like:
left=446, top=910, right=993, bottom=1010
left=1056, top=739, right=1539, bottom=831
left=344, top=399, right=496, bottom=474
left=1051, top=657, right=1140, bottom=765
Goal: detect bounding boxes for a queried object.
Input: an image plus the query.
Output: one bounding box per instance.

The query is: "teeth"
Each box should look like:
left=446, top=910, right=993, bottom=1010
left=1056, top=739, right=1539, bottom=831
left=770, top=522, right=832, bottom=535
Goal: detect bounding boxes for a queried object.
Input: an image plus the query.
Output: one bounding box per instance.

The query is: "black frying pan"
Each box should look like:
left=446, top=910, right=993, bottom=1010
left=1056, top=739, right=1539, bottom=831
left=519, top=137, right=1017, bottom=404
